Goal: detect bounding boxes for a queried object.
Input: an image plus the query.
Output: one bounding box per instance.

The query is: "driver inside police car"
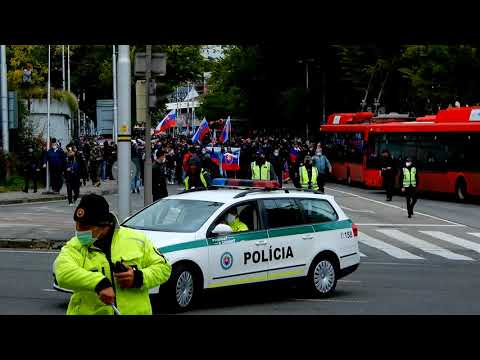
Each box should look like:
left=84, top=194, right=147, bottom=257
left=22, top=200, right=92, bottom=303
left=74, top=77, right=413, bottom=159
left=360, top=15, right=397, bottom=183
left=53, top=193, right=172, bottom=315
left=223, top=208, right=248, bottom=233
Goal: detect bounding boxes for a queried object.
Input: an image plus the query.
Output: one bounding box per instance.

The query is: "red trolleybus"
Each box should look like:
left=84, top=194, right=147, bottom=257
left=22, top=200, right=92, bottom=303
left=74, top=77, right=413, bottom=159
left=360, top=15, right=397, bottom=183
left=320, top=107, right=480, bottom=200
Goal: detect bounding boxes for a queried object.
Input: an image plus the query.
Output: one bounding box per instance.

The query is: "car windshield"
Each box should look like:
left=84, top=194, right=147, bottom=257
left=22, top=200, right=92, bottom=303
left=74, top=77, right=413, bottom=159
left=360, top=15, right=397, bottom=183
left=122, top=199, right=224, bottom=233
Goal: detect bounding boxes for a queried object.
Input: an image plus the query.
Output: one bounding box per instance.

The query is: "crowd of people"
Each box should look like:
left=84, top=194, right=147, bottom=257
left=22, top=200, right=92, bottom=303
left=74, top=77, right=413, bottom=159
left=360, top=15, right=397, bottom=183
left=22, top=128, right=335, bottom=205
left=131, top=128, right=333, bottom=196
left=23, top=137, right=117, bottom=206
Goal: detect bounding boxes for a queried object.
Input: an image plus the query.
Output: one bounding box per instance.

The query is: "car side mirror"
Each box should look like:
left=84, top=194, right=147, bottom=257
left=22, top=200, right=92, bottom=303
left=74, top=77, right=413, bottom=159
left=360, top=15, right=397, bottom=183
left=212, top=224, right=233, bottom=236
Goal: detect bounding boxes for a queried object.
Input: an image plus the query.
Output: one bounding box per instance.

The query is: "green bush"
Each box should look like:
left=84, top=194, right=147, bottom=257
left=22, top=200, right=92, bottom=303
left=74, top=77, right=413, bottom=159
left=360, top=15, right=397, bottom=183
left=18, top=86, right=78, bottom=113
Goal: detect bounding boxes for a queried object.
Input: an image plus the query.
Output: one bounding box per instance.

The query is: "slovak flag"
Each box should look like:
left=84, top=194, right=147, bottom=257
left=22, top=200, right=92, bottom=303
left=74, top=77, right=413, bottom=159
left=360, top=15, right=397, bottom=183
left=220, top=116, right=231, bottom=143
left=154, top=109, right=177, bottom=135
left=222, top=151, right=240, bottom=171
left=192, top=118, right=210, bottom=144
left=289, top=147, right=298, bottom=163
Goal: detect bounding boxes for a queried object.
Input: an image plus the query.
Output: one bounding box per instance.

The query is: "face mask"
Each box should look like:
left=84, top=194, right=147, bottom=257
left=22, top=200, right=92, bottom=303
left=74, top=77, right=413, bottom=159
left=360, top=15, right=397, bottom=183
left=406, top=162, right=412, bottom=167
left=274, top=151, right=279, bottom=156
left=227, top=214, right=236, bottom=225
left=316, top=150, right=322, bottom=155
left=75, top=230, right=95, bottom=247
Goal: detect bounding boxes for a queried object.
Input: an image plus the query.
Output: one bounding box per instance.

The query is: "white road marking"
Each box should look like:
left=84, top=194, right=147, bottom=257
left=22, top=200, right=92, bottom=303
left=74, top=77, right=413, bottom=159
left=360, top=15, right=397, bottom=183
left=357, top=223, right=465, bottom=227
left=41, top=289, right=57, bottom=292
left=359, top=252, right=367, bottom=257
left=341, top=206, right=375, bottom=214
left=0, top=249, right=58, bottom=254
left=0, top=224, right=43, bottom=227
left=338, top=279, right=362, bottom=283
left=325, top=186, right=463, bottom=226
left=468, top=233, right=480, bottom=239
left=420, top=231, right=480, bottom=254
left=359, top=232, right=424, bottom=260
left=292, top=298, right=368, bottom=303
left=377, top=229, right=474, bottom=261
left=361, top=261, right=441, bottom=267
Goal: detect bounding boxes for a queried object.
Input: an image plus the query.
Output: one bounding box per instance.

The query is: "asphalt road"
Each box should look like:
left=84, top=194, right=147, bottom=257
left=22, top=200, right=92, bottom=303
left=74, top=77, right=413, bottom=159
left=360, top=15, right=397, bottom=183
left=1, top=182, right=480, bottom=314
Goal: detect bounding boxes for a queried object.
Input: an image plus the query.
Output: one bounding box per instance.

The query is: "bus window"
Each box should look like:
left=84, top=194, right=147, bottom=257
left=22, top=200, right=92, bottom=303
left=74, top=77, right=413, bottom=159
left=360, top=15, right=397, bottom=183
left=417, top=134, right=447, bottom=171
left=344, top=132, right=365, bottom=164
left=465, top=134, right=480, bottom=171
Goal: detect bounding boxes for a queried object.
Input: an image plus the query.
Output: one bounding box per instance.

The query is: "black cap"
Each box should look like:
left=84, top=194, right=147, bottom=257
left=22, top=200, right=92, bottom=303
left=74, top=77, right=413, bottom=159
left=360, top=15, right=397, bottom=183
left=73, top=194, right=113, bottom=226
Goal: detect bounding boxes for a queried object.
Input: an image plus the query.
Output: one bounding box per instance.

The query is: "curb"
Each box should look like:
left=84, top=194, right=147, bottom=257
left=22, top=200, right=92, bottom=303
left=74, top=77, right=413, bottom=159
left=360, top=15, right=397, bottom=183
left=0, top=238, right=66, bottom=250
left=0, top=188, right=118, bottom=205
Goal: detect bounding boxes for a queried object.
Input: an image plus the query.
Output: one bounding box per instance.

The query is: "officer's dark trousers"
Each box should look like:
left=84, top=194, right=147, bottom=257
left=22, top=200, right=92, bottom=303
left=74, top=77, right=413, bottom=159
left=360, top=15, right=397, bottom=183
left=50, top=166, right=63, bottom=192
left=405, top=186, right=417, bottom=216
left=90, top=161, right=99, bottom=184
left=383, top=176, right=394, bottom=200
left=318, top=173, right=326, bottom=193
left=66, top=181, right=80, bottom=204
left=24, top=171, right=37, bottom=192
left=290, top=166, right=300, bottom=188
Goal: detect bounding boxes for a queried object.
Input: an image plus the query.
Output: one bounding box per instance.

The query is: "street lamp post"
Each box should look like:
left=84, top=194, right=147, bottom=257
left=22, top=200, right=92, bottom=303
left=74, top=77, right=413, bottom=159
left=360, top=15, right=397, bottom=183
left=46, top=45, right=51, bottom=192
left=143, top=45, right=153, bottom=206
left=298, top=59, right=314, bottom=139
left=62, top=45, right=65, bottom=91
left=0, top=45, right=8, bottom=153
left=112, top=45, right=118, bottom=144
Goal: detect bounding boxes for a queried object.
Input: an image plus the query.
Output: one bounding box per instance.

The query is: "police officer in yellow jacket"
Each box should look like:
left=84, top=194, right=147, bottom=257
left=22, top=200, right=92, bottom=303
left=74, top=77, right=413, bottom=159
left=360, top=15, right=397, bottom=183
left=54, top=194, right=172, bottom=315
left=184, top=156, right=211, bottom=190
left=249, top=149, right=277, bottom=181
left=299, top=155, right=320, bottom=191
left=401, top=157, right=418, bottom=219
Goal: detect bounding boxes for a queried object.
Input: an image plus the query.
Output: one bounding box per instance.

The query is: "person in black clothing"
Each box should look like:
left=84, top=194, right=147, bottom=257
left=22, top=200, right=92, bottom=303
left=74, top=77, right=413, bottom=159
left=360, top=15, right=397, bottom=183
left=64, top=148, right=81, bottom=206
left=381, top=149, right=396, bottom=201
left=152, top=150, right=168, bottom=201
left=107, top=142, right=116, bottom=180
left=271, top=147, right=285, bottom=188
left=23, top=146, right=40, bottom=193
left=76, top=146, right=89, bottom=186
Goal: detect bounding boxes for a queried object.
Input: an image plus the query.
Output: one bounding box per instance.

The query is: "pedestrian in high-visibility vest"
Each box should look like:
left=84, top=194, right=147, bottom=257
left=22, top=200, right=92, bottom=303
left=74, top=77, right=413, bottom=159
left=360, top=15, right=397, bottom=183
left=54, top=194, right=172, bottom=315
left=299, top=155, right=320, bottom=191
left=249, top=149, right=277, bottom=181
left=401, top=157, right=418, bottom=218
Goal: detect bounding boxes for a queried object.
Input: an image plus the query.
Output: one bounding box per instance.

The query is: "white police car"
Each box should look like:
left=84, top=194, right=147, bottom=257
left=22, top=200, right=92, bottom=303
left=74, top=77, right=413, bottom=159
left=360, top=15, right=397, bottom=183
left=121, top=179, right=360, bottom=312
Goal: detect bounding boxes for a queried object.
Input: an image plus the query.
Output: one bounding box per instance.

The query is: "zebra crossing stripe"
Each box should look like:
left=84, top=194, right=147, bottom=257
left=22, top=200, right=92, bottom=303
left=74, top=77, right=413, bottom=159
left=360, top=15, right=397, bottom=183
left=358, top=232, right=424, bottom=260
left=377, top=229, right=474, bottom=261
left=420, top=231, right=480, bottom=254
left=467, top=233, right=480, bottom=239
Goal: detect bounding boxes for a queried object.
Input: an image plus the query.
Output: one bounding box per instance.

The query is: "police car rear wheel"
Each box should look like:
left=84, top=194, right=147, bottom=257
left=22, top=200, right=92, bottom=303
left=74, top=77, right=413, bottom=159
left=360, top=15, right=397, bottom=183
left=308, top=258, right=337, bottom=297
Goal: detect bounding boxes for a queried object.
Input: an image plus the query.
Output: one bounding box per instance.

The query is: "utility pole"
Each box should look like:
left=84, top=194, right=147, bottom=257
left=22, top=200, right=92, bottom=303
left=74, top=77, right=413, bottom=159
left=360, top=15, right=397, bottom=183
left=144, top=45, right=153, bottom=206
left=62, top=45, right=65, bottom=91
left=117, top=45, right=131, bottom=221
left=0, top=45, right=8, bottom=152
left=112, top=45, right=118, bottom=144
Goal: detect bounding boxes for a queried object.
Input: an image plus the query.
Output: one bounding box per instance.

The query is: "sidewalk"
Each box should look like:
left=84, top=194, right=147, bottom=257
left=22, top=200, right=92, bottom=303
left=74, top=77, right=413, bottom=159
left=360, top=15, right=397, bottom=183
left=0, top=180, right=118, bottom=205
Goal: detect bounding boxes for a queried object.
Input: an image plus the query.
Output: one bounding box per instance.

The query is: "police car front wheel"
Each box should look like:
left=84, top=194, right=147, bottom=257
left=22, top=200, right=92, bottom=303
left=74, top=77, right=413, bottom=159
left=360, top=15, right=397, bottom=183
left=159, top=264, right=201, bottom=312
left=308, top=257, right=338, bottom=297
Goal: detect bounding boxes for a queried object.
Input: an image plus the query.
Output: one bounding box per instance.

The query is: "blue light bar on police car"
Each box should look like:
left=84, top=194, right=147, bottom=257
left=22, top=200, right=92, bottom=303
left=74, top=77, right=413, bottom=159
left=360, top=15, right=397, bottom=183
left=212, top=178, right=280, bottom=189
